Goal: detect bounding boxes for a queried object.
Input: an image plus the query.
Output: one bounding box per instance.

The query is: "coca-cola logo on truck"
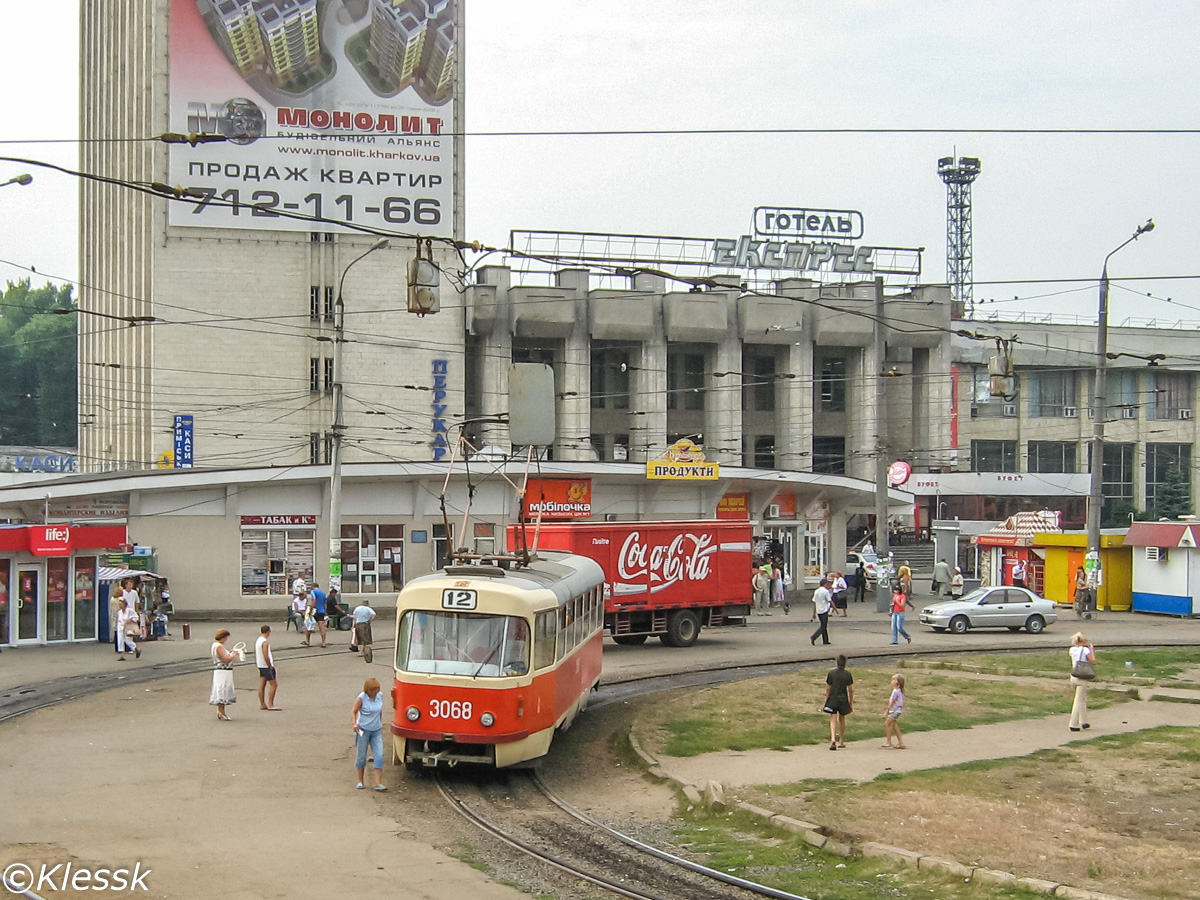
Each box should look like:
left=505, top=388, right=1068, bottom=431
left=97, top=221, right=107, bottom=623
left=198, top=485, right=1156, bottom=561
left=617, top=530, right=715, bottom=588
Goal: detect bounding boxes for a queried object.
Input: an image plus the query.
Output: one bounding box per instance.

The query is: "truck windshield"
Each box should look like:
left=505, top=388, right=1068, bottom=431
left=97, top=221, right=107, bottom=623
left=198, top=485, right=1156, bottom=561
left=397, top=611, right=530, bottom=678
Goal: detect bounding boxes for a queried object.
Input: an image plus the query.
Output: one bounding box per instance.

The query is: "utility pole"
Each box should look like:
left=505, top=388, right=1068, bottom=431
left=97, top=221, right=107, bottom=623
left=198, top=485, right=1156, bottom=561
left=873, top=276, right=892, bottom=612
left=328, top=238, right=389, bottom=590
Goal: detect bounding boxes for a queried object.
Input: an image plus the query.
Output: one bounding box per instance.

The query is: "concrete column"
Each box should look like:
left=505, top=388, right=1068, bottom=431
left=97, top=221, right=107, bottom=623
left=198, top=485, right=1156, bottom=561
left=632, top=339, right=668, bottom=463
left=778, top=340, right=814, bottom=471
left=706, top=294, right=742, bottom=465
left=556, top=269, right=591, bottom=461
left=475, top=266, right=512, bottom=454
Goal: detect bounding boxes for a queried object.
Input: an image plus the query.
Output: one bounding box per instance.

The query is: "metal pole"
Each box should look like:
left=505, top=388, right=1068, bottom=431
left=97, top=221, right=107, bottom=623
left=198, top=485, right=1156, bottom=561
left=328, top=238, right=389, bottom=590
left=873, top=276, right=892, bottom=612
left=1086, top=220, right=1154, bottom=596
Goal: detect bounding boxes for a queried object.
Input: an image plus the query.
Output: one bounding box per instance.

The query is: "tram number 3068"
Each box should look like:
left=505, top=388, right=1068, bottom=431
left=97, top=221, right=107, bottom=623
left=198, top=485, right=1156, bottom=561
left=429, top=699, right=473, bottom=720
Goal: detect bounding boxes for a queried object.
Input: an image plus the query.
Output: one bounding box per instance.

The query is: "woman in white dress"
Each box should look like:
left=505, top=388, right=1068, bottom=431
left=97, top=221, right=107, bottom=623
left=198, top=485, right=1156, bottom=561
left=209, top=629, right=239, bottom=720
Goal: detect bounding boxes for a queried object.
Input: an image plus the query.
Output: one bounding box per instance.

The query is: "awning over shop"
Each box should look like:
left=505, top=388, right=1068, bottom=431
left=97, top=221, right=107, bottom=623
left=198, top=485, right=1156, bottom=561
left=974, top=510, right=1062, bottom=547
left=98, top=567, right=163, bottom=582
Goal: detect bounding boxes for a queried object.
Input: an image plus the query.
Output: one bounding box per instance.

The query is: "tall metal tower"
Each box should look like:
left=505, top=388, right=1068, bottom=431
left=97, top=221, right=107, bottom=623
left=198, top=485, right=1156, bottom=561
left=937, top=155, right=982, bottom=317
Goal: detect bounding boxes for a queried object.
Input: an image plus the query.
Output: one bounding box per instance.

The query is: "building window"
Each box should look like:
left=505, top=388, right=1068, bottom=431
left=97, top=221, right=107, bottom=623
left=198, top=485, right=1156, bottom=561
left=971, top=440, right=1017, bottom=472
left=309, top=432, right=322, bottom=464
left=743, top=351, right=776, bottom=412
left=589, top=433, right=629, bottom=462
left=1150, top=372, right=1192, bottom=420
left=310, top=358, right=321, bottom=394
left=1090, top=370, right=1139, bottom=418
left=310, top=286, right=320, bottom=321
left=590, top=347, right=630, bottom=409
left=1146, top=443, right=1192, bottom=518
left=666, top=350, right=705, bottom=410
left=339, top=524, right=404, bottom=594
left=818, top=358, right=846, bottom=411
left=746, top=435, right=774, bottom=469
left=1027, top=441, right=1076, bottom=473
left=323, top=358, right=334, bottom=395
left=812, top=436, right=846, bottom=474
left=323, top=286, right=335, bottom=323
left=432, top=522, right=454, bottom=570
left=1028, top=370, right=1079, bottom=418
left=241, top=528, right=315, bottom=596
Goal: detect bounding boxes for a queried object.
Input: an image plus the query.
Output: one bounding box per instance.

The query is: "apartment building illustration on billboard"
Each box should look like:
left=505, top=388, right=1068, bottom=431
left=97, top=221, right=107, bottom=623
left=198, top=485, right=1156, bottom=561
left=354, top=0, right=456, bottom=103
left=201, top=0, right=328, bottom=93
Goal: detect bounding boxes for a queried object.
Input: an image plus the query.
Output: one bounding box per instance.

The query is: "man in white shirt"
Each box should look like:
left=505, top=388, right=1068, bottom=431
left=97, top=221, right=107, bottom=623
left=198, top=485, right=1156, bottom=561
left=351, top=601, right=376, bottom=658
left=255, top=625, right=281, bottom=710
left=1012, top=559, right=1027, bottom=588
left=810, top=577, right=833, bottom=646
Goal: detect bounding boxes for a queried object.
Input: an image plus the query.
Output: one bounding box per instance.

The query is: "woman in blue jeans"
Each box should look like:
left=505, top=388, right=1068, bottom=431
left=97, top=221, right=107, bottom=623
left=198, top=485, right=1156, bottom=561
left=351, top=677, right=387, bottom=791
left=890, top=588, right=912, bottom=644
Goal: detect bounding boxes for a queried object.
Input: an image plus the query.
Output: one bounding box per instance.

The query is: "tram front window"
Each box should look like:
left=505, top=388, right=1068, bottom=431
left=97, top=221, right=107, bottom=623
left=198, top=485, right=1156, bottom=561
left=398, top=611, right=530, bottom=677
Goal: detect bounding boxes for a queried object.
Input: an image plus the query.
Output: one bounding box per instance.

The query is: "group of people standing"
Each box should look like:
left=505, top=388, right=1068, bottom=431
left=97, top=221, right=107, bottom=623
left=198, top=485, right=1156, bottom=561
left=750, top=561, right=789, bottom=615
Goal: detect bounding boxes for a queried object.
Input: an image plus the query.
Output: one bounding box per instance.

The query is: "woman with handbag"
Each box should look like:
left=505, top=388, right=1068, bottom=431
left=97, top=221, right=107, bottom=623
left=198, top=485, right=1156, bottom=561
left=1068, top=632, right=1096, bottom=732
left=209, top=629, right=239, bottom=720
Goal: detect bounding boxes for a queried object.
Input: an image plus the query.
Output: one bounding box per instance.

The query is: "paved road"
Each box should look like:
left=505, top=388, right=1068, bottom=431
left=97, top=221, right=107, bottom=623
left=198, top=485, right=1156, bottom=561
left=1, top=609, right=1196, bottom=899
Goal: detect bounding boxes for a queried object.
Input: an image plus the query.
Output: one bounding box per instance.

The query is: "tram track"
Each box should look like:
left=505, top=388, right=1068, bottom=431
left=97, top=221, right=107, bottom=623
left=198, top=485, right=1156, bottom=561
left=434, top=768, right=810, bottom=900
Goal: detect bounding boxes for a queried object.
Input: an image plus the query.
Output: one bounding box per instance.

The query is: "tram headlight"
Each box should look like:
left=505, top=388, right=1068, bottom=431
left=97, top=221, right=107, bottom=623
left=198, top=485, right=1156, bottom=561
left=405, top=706, right=421, bottom=722
left=480, top=712, right=495, bottom=727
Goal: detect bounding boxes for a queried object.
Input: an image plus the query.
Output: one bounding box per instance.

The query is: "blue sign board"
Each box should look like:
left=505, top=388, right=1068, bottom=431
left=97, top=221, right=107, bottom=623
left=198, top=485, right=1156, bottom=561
left=173, top=415, right=194, bottom=468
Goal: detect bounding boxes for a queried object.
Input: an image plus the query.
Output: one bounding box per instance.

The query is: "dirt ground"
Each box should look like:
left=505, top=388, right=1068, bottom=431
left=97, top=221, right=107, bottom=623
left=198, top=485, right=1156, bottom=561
left=633, top=675, right=1200, bottom=900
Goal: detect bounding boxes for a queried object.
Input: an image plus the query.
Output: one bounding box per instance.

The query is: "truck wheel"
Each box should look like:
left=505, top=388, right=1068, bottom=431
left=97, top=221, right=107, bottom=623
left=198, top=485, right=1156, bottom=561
left=612, top=634, right=648, bottom=645
left=662, top=610, right=700, bottom=648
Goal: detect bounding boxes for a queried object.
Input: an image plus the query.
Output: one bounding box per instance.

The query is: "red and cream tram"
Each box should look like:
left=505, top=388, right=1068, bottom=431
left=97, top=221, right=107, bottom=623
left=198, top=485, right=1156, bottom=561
left=391, top=552, right=605, bottom=769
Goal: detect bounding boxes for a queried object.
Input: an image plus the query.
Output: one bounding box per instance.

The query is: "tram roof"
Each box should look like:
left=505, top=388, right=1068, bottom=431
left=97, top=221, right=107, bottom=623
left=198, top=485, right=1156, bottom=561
left=405, top=551, right=604, bottom=607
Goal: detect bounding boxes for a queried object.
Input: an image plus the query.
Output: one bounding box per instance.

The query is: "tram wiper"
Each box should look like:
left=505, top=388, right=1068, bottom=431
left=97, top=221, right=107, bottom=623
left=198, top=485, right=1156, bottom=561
left=471, top=644, right=500, bottom=679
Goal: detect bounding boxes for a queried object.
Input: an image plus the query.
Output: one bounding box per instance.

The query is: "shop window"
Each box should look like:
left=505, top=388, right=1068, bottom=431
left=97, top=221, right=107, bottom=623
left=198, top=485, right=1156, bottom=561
left=241, top=528, right=315, bottom=595
left=46, top=557, right=69, bottom=642
left=339, top=524, right=405, bottom=594
left=74, top=557, right=97, bottom=640
left=0, top=560, right=9, bottom=644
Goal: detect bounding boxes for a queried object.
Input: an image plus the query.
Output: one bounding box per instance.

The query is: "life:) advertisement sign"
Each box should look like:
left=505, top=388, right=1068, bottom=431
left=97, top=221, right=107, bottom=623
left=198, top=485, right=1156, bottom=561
left=167, top=0, right=456, bottom=235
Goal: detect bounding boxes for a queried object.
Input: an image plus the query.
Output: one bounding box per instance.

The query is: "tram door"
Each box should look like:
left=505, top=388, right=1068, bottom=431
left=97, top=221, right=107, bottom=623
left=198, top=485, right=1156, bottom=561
left=16, top=565, right=43, bottom=643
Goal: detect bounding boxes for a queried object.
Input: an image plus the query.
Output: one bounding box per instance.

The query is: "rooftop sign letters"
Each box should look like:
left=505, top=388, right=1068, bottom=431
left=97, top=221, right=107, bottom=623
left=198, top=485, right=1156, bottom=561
left=712, top=236, right=876, bottom=274
left=647, top=439, right=720, bottom=481
left=753, top=206, right=864, bottom=241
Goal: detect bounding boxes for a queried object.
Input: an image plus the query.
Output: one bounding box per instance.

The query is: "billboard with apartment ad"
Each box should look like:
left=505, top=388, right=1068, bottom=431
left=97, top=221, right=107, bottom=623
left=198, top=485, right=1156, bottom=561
left=167, top=0, right=456, bottom=236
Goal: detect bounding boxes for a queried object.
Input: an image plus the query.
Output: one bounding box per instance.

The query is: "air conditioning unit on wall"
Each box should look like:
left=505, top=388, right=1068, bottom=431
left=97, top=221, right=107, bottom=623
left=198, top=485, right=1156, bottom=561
left=1002, top=404, right=1017, bottom=417
left=1146, top=546, right=1167, bottom=561
left=1063, top=406, right=1078, bottom=418
left=767, top=504, right=781, bottom=519
left=1122, top=408, right=1137, bottom=419
left=1179, top=408, right=1193, bottom=420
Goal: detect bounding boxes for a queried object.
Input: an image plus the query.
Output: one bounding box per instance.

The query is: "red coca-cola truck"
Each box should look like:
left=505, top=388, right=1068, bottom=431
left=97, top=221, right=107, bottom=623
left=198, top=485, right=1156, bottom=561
left=508, top=520, right=752, bottom=647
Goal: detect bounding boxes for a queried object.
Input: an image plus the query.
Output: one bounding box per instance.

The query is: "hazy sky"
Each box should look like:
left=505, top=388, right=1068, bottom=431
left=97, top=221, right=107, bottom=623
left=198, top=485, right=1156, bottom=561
left=2, top=1, right=1198, bottom=325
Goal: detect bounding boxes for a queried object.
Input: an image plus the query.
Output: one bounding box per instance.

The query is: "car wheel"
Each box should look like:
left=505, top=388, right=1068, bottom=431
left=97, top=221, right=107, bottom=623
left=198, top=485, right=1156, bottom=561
left=949, top=615, right=969, bottom=634
left=1025, top=615, right=1046, bottom=634
left=612, top=634, right=648, bottom=646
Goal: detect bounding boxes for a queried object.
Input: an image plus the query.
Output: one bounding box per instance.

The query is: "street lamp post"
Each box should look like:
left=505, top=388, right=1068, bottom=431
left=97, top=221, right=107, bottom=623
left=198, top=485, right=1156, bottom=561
left=1086, top=219, right=1154, bottom=593
left=328, top=238, right=390, bottom=590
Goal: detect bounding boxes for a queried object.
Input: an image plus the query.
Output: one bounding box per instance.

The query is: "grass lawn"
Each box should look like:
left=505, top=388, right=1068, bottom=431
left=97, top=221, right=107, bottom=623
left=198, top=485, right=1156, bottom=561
left=645, top=666, right=1121, bottom=757
left=924, top=646, right=1200, bottom=687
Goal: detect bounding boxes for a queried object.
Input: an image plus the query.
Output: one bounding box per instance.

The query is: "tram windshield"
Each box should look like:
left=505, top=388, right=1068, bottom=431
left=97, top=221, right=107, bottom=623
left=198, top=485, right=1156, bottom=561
left=397, top=611, right=530, bottom=678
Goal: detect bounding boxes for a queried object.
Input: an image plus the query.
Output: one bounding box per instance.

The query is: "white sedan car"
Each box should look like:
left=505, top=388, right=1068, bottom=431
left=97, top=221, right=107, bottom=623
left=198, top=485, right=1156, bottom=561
left=919, top=586, right=1058, bottom=635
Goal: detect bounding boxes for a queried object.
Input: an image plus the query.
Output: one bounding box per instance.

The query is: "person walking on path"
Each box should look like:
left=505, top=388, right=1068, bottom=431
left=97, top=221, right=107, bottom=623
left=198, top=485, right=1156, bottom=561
left=810, top=577, right=833, bottom=645
left=351, top=677, right=387, bottom=791
left=882, top=672, right=906, bottom=749
left=932, top=558, right=952, bottom=597
left=115, top=597, right=141, bottom=660
left=209, top=629, right=238, bottom=721
left=751, top=565, right=772, bottom=616
left=301, top=591, right=317, bottom=647
left=1068, top=632, right=1095, bottom=732
left=831, top=571, right=849, bottom=617
left=351, top=601, right=377, bottom=658
left=309, top=581, right=329, bottom=647
left=255, top=625, right=281, bottom=710
left=823, top=654, right=854, bottom=750
left=890, top=587, right=912, bottom=644
left=854, top=560, right=867, bottom=602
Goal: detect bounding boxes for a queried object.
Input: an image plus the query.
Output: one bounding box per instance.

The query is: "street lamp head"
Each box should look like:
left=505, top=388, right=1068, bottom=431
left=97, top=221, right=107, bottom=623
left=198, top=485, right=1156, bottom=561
left=1137, top=219, right=1155, bottom=236
left=2, top=173, right=32, bottom=188
left=370, top=238, right=390, bottom=251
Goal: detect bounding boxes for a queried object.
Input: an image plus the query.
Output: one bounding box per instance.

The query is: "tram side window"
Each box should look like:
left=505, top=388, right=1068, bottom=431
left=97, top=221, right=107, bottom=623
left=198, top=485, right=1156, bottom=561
left=557, top=606, right=568, bottom=661
left=590, top=587, right=601, bottom=630
left=534, top=610, right=557, bottom=670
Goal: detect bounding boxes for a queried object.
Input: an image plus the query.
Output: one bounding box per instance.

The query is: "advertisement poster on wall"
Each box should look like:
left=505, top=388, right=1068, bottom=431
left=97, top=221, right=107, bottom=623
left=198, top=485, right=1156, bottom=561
left=167, top=0, right=456, bottom=236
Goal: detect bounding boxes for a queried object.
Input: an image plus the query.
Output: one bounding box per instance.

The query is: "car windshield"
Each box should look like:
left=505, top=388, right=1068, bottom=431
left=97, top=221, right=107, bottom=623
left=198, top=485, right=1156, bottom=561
left=397, top=611, right=530, bottom=678
left=861, top=553, right=878, bottom=564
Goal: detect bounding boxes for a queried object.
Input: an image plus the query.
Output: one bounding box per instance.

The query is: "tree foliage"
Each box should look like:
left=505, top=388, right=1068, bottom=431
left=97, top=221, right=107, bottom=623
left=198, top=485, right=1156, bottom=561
left=1150, top=466, right=1193, bottom=521
left=0, top=279, right=77, bottom=446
